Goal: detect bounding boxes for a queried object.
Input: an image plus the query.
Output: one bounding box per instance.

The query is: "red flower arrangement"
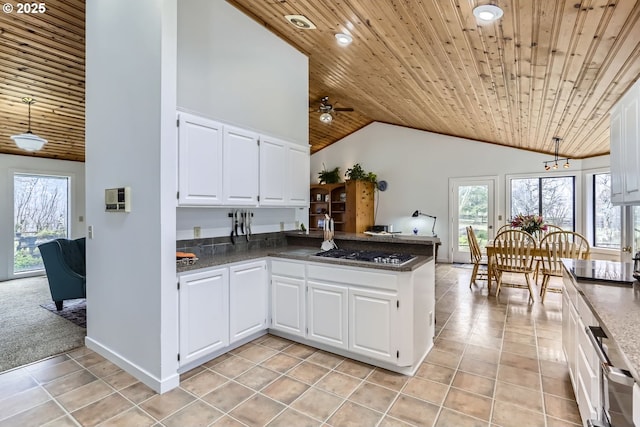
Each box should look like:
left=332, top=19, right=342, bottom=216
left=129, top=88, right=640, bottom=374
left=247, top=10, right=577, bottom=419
left=511, top=213, right=548, bottom=235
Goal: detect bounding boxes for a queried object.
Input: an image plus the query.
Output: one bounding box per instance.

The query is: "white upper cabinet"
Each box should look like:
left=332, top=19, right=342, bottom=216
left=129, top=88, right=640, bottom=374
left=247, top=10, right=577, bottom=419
left=287, top=143, right=310, bottom=206
left=259, top=136, right=287, bottom=206
left=259, top=136, right=310, bottom=207
left=223, top=125, right=260, bottom=206
left=610, top=80, right=640, bottom=205
left=177, top=112, right=309, bottom=207
left=177, top=113, right=224, bottom=206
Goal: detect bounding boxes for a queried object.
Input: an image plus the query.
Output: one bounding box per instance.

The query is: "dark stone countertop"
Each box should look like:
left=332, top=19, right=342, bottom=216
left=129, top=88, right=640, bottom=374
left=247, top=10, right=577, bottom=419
left=564, top=260, right=640, bottom=382
left=177, top=245, right=433, bottom=274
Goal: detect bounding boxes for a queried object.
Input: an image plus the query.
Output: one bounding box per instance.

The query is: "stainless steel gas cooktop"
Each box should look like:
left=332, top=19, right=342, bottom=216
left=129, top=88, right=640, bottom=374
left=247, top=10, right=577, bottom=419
left=314, top=249, right=416, bottom=266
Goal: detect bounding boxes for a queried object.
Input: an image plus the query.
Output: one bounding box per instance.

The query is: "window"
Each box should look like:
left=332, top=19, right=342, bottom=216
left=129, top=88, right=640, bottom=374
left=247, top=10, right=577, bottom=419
left=14, top=173, right=70, bottom=273
left=593, top=173, right=621, bottom=249
left=510, top=176, right=575, bottom=230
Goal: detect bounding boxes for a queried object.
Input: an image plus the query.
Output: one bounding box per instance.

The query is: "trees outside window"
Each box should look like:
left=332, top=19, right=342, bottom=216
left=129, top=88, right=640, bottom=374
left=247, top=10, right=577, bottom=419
left=593, top=173, right=621, bottom=249
left=510, top=176, right=575, bottom=231
left=14, top=174, right=70, bottom=273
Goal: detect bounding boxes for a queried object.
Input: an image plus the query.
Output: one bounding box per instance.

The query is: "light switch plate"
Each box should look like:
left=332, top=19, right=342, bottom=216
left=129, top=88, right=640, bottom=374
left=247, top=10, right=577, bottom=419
left=193, top=226, right=201, bottom=238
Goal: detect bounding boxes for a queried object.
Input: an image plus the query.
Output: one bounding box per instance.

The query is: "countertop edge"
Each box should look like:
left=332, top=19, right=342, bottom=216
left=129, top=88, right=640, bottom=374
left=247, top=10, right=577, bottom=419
left=178, top=246, right=433, bottom=274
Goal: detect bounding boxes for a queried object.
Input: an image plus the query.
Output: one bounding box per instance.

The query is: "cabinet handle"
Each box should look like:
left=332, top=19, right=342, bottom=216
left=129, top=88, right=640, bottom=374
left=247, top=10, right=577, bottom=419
left=603, top=364, right=634, bottom=386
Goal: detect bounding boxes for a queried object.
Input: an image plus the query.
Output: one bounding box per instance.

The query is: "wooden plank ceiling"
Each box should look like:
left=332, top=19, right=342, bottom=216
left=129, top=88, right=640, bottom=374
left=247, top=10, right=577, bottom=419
left=0, top=0, right=84, bottom=161
left=231, top=0, right=640, bottom=158
left=1, top=1, right=639, bottom=161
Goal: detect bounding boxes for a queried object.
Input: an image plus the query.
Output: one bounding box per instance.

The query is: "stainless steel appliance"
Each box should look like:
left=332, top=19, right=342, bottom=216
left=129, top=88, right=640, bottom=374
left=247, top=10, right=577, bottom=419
left=586, top=326, right=635, bottom=427
left=314, top=249, right=416, bottom=266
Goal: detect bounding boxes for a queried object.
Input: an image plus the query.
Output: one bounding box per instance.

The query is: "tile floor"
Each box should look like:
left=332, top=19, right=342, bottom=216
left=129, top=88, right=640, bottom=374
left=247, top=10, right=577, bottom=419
left=0, top=264, right=580, bottom=427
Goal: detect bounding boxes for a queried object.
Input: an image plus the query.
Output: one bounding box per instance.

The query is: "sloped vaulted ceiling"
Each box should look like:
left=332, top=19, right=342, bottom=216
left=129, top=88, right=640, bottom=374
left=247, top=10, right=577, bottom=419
left=1, top=1, right=640, bottom=161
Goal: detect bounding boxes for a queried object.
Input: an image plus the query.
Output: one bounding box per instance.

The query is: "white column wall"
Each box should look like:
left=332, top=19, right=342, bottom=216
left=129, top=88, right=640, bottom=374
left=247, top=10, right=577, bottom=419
left=85, top=0, right=178, bottom=392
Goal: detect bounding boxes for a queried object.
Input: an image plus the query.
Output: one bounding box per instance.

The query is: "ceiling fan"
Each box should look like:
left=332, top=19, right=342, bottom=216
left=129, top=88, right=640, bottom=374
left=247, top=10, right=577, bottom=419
left=316, top=96, right=354, bottom=123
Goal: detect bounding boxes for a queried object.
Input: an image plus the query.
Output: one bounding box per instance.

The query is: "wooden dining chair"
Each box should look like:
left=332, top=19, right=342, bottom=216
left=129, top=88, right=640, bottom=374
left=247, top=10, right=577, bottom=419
left=466, top=226, right=488, bottom=288
left=539, top=231, right=590, bottom=302
left=492, top=230, right=537, bottom=301
left=496, top=224, right=516, bottom=234
left=533, top=224, right=563, bottom=282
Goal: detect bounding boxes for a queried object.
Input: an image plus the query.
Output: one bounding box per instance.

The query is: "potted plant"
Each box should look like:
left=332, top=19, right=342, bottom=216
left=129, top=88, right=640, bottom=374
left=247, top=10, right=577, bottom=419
left=345, top=163, right=377, bottom=185
left=317, top=164, right=341, bottom=184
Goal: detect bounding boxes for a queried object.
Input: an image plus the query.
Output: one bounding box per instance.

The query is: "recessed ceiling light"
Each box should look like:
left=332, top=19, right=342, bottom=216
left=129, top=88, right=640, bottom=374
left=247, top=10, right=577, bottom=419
left=473, top=5, right=504, bottom=22
left=335, top=33, right=353, bottom=46
left=284, top=15, right=316, bottom=30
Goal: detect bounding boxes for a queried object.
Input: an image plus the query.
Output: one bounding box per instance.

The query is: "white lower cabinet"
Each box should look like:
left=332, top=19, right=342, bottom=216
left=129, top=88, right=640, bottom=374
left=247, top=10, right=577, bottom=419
left=229, top=260, right=268, bottom=344
left=348, top=287, right=398, bottom=363
left=178, top=267, right=229, bottom=367
left=562, top=270, right=603, bottom=426
left=269, top=258, right=435, bottom=373
left=179, top=259, right=267, bottom=368
left=307, top=280, right=349, bottom=349
left=271, top=275, right=306, bottom=337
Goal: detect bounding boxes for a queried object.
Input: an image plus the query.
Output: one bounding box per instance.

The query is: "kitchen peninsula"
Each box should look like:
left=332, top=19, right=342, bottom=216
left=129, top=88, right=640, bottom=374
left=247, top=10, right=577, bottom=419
left=562, top=260, right=640, bottom=425
left=176, top=231, right=438, bottom=376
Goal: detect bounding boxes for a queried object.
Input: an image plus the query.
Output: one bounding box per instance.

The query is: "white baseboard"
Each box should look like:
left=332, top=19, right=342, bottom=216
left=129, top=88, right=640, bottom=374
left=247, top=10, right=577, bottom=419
left=85, top=337, right=179, bottom=394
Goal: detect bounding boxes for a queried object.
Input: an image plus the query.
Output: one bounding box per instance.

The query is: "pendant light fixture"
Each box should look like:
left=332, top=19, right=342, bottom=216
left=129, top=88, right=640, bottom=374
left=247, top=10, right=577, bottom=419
left=11, top=97, right=47, bottom=152
left=542, top=137, right=570, bottom=171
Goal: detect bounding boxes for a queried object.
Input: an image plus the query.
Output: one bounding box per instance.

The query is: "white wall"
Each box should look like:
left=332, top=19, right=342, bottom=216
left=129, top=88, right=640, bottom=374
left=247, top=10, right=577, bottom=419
left=0, top=154, right=85, bottom=281
left=85, top=0, right=178, bottom=392
left=310, top=122, right=611, bottom=262
left=177, top=0, right=308, bottom=146
left=176, top=0, right=310, bottom=236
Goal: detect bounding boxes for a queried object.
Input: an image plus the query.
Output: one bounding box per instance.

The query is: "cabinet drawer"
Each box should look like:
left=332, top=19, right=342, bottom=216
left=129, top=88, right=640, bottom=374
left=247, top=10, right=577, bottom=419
left=271, top=260, right=305, bottom=278
left=307, top=263, right=397, bottom=290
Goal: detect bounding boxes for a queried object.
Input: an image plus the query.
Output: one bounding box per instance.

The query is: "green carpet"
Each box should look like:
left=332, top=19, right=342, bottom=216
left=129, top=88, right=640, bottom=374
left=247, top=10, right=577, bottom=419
left=0, top=275, right=86, bottom=373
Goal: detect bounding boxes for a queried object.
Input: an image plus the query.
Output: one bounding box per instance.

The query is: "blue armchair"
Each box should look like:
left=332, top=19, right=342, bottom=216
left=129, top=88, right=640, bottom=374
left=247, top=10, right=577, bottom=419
left=38, top=237, right=86, bottom=311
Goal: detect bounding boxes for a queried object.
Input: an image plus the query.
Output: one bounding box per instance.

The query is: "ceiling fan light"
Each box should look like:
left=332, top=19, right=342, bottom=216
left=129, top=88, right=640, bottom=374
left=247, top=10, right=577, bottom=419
left=473, top=5, right=503, bottom=22
left=335, top=33, right=353, bottom=46
left=11, top=132, right=47, bottom=152
left=320, top=112, right=333, bottom=123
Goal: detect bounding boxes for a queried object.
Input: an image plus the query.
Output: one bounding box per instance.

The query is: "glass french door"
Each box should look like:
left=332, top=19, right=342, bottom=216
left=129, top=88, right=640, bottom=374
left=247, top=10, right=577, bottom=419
left=450, top=177, right=496, bottom=263
left=13, top=173, right=70, bottom=274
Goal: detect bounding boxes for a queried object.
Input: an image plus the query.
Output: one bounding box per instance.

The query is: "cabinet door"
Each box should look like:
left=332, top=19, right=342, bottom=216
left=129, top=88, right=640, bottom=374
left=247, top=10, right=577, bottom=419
left=271, top=275, right=305, bottom=337
left=177, top=113, right=224, bottom=206
left=223, top=125, right=260, bottom=205
left=307, top=280, right=348, bottom=349
left=288, top=144, right=310, bottom=206
left=348, top=288, right=399, bottom=363
left=610, top=107, right=624, bottom=204
left=229, top=260, right=268, bottom=343
left=179, top=268, right=229, bottom=366
left=259, top=136, right=287, bottom=206
left=623, top=93, right=640, bottom=202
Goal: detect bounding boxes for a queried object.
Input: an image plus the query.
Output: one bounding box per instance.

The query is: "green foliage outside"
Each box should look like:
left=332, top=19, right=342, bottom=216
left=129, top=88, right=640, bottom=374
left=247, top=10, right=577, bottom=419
left=14, top=248, right=42, bottom=271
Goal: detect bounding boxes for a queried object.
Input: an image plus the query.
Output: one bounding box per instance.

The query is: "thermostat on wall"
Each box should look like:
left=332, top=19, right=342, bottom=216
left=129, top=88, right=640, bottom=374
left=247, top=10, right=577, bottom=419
left=105, top=187, right=131, bottom=212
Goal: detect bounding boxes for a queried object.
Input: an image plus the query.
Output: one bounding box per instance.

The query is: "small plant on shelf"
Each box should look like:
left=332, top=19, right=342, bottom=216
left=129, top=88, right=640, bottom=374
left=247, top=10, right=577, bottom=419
left=317, top=163, right=341, bottom=184
left=345, top=163, right=377, bottom=185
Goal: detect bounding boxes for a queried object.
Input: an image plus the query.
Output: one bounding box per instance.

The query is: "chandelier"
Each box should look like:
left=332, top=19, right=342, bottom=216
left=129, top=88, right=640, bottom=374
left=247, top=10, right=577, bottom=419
left=10, top=97, right=47, bottom=152
left=543, top=137, right=569, bottom=170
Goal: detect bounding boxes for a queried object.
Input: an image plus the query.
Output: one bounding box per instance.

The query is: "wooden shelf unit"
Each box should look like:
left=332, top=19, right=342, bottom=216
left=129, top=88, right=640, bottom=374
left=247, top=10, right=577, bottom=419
left=309, top=181, right=374, bottom=233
